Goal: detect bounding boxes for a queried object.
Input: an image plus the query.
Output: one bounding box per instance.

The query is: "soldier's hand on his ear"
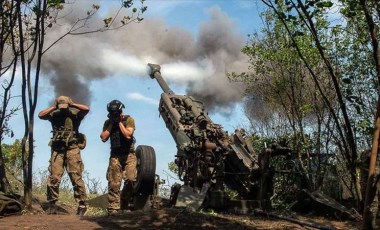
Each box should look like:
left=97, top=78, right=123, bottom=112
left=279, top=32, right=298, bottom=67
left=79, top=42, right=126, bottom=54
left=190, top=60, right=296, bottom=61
left=54, top=99, right=58, bottom=108
left=68, top=97, right=73, bottom=106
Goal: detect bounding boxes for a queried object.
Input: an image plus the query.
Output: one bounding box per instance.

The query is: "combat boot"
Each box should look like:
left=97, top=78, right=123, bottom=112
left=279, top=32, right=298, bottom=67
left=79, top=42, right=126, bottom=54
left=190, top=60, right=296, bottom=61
left=76, top=201, right=87, bottom=216
left=120, top=180, right=133, bottom=211
left=48, top=201, right=57, bottom=215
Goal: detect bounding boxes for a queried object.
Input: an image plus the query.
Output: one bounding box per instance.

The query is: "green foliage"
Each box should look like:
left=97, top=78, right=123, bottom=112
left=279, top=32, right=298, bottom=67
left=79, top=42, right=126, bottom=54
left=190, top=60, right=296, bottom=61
left=199, top=208, right=218, bottom=216
left=32, top=5, right=43, bottom=15
left=168, top=161, right=178, bottom=175
left=251, top=0, right=376, bottom=151
left=141, top=6, right=148, bottom=13
left=33, top=185, right=108, bottom=216
left=239, top=2, right=349, bottom=202
left=248, top=1, right=380, bottom=215
left=250, top=133, right=275, bottom=153
left=223, top=186, right=238, bottom=200
left=2, top=140, right=23, bottom=192
left=2, top=140, right=22, bottom=166
left=103, top=0, right=148, bottom=28
left=103, top=17, right=112, bottom=27
left=47, top=0, right=65, bottom=8
left=92, top=4, right=100, bottom=10
left=241, top=8, right=324, bottom=130
left=330, top=0, right=378, bottom=146
left=123, top=0, right=133, bottom=8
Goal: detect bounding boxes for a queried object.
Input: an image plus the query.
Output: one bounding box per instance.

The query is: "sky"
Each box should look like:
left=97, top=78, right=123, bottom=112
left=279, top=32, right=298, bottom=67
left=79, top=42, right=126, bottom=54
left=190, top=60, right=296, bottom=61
left=3, top=0, right=265, bottom=191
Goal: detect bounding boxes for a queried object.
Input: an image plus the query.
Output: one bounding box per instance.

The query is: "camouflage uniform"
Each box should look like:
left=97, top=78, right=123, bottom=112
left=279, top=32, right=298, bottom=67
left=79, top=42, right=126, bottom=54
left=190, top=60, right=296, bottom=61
left=44, top=108, right=87, bottom=204
left=47, top=148, right=86, bottom=202
left=103, top=116, right=136, bottom=211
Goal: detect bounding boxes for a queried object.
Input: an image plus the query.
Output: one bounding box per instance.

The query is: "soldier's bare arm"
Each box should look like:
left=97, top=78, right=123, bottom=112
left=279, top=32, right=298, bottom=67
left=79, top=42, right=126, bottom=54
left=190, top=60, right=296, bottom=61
left=119, top=123, right=134, bottom=139
left=100, top=121, right=113, bottom=142
left=38, top=105, right=56, bottom=120
left=69, top=98, right=90, bottom=115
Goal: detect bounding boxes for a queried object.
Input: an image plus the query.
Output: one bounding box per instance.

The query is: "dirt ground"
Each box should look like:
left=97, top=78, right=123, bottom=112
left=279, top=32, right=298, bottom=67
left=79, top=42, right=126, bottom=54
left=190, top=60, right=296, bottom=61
left=0, top=202, right=362, bottom=230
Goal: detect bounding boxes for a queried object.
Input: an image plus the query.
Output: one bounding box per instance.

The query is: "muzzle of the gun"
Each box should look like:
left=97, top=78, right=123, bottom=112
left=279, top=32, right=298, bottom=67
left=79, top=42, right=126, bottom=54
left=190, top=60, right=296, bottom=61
left=147, top=63, right=174, bottom=94
left=147, top=63, right=161, bottom=79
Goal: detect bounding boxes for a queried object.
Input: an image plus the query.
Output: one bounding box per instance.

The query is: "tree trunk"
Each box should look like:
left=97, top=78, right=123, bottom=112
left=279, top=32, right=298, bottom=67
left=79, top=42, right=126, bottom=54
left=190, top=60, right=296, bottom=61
left=360, top=0, right=380, bottom=228
left=0, top=146, right=10, bottom=193
left=363, top=114, right=380, bottom=230
left=24, top=120, right=34, bottom=208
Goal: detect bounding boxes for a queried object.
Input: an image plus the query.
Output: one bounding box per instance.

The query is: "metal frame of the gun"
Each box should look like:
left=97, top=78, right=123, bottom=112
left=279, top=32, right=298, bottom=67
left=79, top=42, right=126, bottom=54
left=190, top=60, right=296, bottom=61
left=159, top=93, right=227, bottom=189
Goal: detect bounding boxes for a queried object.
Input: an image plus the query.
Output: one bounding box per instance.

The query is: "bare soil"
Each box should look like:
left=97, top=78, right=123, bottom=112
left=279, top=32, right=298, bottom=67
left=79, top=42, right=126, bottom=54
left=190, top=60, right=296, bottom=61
left=0, top=201, right=362, bottom=230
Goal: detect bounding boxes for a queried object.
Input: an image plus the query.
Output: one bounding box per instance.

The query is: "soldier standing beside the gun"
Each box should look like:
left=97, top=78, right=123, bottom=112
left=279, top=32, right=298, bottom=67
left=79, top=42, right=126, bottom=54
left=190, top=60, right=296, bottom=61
left=100, top=100, right=137, bottom=215
left=38, top=96, right=89, bottom=216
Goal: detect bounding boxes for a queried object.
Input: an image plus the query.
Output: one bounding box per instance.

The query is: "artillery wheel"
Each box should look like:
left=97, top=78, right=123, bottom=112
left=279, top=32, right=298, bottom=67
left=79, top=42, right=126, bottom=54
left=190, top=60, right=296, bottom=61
left=132, top=145, right=156, bottom=210
left=133, top=194, right=151, bottom=211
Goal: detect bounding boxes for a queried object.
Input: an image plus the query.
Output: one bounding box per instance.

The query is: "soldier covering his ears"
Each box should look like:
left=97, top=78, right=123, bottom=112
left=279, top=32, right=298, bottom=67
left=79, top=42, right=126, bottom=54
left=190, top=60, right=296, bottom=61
left=38, top=95, right=89, bottom=216
left=100, top=99, right=137, bottom=215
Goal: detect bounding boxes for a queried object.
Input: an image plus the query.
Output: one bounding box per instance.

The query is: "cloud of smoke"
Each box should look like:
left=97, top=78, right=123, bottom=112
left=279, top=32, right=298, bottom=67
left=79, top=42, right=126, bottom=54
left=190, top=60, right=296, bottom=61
left=126, top=92, right=159, bottom=106
left=42, top=3, right=248, bottom=114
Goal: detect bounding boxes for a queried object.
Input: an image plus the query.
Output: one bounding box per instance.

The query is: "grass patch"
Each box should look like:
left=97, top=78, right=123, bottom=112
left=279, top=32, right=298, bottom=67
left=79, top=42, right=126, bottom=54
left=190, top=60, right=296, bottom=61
left=32, top=187, right=108, bottom=216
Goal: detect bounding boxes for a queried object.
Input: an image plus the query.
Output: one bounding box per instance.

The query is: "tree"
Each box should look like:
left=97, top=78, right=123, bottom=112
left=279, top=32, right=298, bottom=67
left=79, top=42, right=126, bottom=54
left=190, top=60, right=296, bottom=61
left=0, top=0, right=147, bottom=209
left=249, top=0, right=380, bottom=209
left=240, top=6, right=344, bottom=196
left=0, top=0, right=22, bottom=195
left=248, top=0, right=380, bottom=228
left=233, top=0, right=380, bottom=217
left=350, top=0, right=380, bottom=228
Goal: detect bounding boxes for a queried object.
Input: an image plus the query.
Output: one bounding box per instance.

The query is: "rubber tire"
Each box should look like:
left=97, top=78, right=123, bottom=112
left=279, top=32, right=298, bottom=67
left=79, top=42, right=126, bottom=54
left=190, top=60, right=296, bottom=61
left=133, top=194, right=151, bottom=211
left=133, top=145, right=156, bottom=196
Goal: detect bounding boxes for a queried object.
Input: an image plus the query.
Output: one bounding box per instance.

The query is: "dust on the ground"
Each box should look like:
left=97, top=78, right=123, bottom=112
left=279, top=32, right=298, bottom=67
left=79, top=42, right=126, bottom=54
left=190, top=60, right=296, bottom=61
left=0, top=205, right=362, bottom=230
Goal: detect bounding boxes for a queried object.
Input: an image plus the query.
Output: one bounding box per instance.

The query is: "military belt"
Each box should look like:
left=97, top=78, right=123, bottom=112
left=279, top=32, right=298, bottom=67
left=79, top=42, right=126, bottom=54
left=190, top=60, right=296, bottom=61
left=111, top=148, right=135, bottom=155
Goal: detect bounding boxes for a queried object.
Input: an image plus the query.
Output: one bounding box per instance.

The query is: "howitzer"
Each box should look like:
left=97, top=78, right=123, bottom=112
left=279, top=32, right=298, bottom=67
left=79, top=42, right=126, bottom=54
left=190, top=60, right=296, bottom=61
left=147, top=63, right=261, bottom=203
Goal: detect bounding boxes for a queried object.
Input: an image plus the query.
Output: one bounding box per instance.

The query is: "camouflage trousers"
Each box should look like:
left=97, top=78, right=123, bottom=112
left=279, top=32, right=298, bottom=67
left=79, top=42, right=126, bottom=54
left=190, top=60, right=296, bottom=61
left=107, top=153, right=137, bottom=210
left=47, top=147, right=87, bottom=203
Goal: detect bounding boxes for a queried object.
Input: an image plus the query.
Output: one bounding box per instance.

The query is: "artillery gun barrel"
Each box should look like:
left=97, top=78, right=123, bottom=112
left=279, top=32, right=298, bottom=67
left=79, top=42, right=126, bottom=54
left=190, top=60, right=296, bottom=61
left=147, top=63, right=174, bottom=94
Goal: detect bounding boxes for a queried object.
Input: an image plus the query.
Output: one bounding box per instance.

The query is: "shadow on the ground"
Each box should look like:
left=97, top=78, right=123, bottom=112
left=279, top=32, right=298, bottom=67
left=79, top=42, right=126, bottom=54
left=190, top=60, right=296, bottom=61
left=83, top=207, right=362, bottom=230
left=82, top=208, right=262, bottom=230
